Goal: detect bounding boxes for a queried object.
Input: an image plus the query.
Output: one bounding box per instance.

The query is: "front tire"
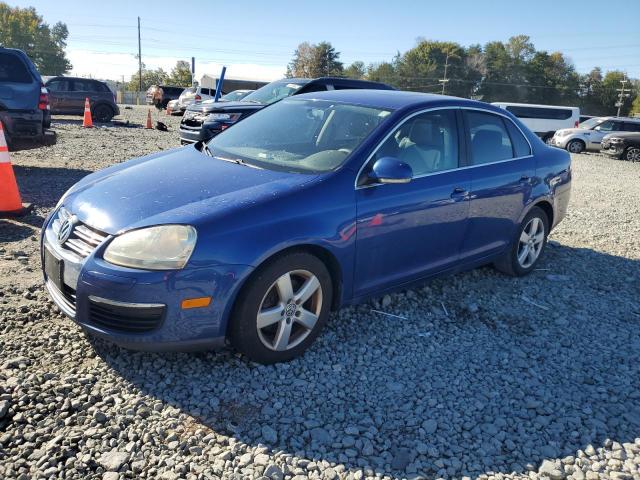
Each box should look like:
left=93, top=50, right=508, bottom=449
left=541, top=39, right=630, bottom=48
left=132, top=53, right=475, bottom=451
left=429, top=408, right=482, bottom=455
left=566, top=139, right=585, bottom=154
left=229, top=252, right=333, bottom=364
left=625, top=146, right=640, bottom=162
left=494, top=206, right=549, bottom=277
left=93, top=105, right=114, bottom=123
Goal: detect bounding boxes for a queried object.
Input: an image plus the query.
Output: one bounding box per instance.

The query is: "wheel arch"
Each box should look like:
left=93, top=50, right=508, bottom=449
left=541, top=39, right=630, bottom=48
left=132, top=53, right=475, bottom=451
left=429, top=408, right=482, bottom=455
left=533, top=199, right=554, bottom=228
left=259, top=244, right=342, bottom=310
left=222, top=243, right=344, bottom=340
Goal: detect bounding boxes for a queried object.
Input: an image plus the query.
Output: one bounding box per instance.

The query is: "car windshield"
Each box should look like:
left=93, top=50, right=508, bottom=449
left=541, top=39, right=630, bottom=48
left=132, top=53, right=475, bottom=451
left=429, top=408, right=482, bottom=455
left=221, top=90, right=250, bottom=101
left=206, top=98, right=392, bottom=173
left=182, top=87, right=197, bottom=95
left=579, top=117, right=604, bottom=129
left=241, top=80, right=307, bottom=105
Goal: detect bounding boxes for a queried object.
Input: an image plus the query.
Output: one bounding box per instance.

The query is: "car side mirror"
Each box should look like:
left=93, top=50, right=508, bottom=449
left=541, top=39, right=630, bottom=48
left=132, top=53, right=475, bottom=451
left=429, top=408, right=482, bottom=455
left=368, top=157, right=413, bottom=184
left=594, top=126, right=601, bottom=131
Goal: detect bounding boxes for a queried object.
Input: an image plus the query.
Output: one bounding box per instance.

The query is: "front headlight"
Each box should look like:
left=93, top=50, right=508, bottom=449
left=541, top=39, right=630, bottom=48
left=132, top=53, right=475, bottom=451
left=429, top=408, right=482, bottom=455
left=205, top=113, right=241, bottom=122
left=103, top=225, right=197, bottom=270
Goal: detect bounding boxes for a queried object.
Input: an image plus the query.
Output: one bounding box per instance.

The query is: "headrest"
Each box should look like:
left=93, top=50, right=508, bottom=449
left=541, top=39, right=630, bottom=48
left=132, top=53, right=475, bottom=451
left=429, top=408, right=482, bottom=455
left=409, top=119, right=441, bottom=147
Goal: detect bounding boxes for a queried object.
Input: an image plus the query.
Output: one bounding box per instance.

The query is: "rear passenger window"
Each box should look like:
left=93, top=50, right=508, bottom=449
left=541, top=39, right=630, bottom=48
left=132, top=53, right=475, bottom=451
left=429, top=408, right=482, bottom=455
left=72, top=80, right=95, bottom=92
left=372, top=109, right=459, bottom=176
left=506, top=106, right=573, bottom=120
left=623, top=122, right=640, bottom=132
left=466, top=111, right=514, bottom=165
left=504, top=120, right=531, bottom=157
left=0, top=53, right=32, bottom=83
left=46, top=79, right=70, bottom=92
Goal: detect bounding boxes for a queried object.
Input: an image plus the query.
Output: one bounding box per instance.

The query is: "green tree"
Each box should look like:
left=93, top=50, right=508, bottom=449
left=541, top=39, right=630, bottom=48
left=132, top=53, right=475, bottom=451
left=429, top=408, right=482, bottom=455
left=127, top=66, right=169, bottom=91
left=367, top=60, right=399, bottom=86
left=287, top=41, right=343, bottom=77
left=630, top=94, right=640, bottom=117
left=168, top=60, right=192, bottom=86
left=526, top=51, right=580, bottom=105
left=344, top=61, right=366, bottom=79
left=0, top=2, right=71, bottom=74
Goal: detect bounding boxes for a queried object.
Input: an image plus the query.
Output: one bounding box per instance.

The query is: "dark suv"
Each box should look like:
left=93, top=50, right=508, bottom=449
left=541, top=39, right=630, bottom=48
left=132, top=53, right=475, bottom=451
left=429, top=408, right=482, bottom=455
left=0, top=47, right=50, bottom=144
left=179, top=77, right=395, bottom=144
left=45, top=77, right=119, bottom=122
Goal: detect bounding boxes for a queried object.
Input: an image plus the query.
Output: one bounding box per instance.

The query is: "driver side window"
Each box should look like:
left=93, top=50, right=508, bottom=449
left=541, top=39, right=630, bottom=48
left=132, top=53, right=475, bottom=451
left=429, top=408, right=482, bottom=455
left=368, top=109, right=460, bottom=178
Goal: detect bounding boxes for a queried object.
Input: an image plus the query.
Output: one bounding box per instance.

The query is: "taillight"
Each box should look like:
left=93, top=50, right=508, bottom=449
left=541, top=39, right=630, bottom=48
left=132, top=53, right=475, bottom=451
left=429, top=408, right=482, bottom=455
left=195, top=94, right=202, bottom=101
left=38, top=85, right=49, bottom=110
left=574, top=120, right=579, bottom=127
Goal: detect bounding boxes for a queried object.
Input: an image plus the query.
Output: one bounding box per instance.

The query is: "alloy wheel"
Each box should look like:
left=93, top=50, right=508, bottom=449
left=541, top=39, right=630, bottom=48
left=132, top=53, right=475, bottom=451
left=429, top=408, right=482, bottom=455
left=567, top=140, right=584, bottom=154
left=627, top=147, right=640, bottom=162
left=517, top=217, right=545, bottom=268
left=256, top=269, right=323, bottom=351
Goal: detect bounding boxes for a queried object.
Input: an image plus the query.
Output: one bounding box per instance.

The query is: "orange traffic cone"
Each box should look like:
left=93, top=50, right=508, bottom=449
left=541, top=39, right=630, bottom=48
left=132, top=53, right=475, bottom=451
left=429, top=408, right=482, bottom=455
left=145, top=109, right=153, bottom=129
left=82, top=97, right=93, bottom=128
left=0, top=121, right=31, bottom=216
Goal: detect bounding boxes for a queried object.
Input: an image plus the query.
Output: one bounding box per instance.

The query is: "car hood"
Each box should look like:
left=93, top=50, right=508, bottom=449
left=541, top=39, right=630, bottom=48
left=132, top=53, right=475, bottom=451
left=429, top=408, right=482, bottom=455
left=186, top=100, right=263, bottom=114
left=64, top=145, right=317, bottom=235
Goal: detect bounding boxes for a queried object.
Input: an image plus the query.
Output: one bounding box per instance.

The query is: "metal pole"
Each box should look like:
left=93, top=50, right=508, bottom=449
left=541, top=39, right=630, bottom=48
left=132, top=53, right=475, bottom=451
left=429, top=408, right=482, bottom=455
left=213, top=66, right=226, bottom=102
left=616, top=76, right=629, bottom=117
left=137, top=16, right=142, bottom=105
left=440, top=52, right=450, bottom=95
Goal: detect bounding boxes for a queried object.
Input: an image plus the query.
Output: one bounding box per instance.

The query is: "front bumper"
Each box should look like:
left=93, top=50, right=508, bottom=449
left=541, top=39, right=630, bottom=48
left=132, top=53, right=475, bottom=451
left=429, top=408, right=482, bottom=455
left=548, top=136, right=569, bottom=149
left=179, top=118, right=226, bottom=143
left=41, top=208, right=253, bottom=351
left=600, top=141, right=625, bottom=159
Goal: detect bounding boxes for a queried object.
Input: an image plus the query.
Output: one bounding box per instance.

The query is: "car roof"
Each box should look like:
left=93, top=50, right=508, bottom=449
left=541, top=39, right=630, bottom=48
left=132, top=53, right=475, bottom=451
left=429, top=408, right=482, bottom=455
left=492, top=102, right=579, bottom=110
left=593, top=116, right=640, bottom=123
left=46, top=76, right=105, bottom=83
left=290, top=89, right=490, bottom=111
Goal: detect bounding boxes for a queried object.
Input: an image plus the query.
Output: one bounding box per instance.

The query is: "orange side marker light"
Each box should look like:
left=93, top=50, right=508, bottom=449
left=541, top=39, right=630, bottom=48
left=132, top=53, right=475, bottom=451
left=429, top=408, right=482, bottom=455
left=181, top=297, right=212, bottom=309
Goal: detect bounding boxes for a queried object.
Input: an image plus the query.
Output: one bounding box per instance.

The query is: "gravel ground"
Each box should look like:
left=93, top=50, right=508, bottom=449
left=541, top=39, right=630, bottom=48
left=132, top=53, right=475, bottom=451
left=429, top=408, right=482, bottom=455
left=1, top=105, right=639, bottom=480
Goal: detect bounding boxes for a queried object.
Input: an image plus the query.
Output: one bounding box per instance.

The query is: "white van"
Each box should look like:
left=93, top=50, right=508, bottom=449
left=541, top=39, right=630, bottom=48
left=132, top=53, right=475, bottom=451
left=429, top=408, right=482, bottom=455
left=491, top=102, right=580, bottom=143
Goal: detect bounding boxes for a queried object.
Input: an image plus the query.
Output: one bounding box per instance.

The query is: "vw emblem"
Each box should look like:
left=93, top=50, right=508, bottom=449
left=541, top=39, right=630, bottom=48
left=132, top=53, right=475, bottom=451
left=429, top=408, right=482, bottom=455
left=57, top=216, right=76, bottom=245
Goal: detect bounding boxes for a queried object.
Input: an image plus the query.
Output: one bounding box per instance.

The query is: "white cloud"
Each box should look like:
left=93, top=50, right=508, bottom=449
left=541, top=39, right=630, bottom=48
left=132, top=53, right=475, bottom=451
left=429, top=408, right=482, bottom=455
left=67, top=49, right=286, bottom=83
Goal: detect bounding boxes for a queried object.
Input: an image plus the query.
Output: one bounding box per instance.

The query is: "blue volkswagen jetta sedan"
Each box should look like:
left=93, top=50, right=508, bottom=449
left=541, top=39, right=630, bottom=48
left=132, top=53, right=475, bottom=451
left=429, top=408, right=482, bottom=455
left=41, top=90, right=571, bottom=364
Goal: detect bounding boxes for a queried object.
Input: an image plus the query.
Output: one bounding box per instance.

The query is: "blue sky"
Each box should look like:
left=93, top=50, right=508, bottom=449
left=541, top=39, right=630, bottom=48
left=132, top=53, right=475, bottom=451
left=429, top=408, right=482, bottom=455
left=9, top=0, right=640, bottom=81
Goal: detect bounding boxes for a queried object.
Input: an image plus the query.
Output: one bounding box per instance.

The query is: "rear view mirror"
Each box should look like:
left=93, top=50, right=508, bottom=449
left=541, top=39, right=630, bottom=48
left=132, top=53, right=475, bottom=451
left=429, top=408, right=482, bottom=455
left=368, top=157, right=412, bottom=184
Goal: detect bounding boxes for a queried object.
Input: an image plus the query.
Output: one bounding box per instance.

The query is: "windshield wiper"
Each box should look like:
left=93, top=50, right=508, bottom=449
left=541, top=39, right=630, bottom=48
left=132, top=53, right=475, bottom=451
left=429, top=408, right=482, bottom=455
left=213, top=154, right=263, bottom=170
left=201, top=143, right=214, bottom=157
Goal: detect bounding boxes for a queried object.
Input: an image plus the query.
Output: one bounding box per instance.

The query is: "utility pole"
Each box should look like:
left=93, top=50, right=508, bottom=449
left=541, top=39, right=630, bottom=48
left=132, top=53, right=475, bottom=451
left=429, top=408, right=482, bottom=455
left=616, top=75, right=630, bottom=117
left=439, top=52, right=451, bottom=95
left=137, top=16, right=142, bottom=104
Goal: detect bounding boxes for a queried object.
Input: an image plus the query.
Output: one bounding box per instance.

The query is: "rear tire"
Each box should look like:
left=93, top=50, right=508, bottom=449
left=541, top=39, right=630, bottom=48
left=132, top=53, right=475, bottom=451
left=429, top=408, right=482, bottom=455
left=229, top=252, right=333, bottom=364
left=566, top=139, right=585, bottom=154
left=625, top=146, right=640, bottom=162
left=93, top=105, right=114, bottom=123
left=494, top=206, right=549, bottom=277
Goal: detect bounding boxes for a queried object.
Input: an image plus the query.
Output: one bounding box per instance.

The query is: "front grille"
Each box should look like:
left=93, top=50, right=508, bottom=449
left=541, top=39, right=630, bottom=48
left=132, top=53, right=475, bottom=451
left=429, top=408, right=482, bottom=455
left=46, top=279, right=76, bottom=317
left=181, top=118, right=204, bottom=128
left=52, top=207, right=108, bottom=258
left=88, top=297, right=165, bottom=333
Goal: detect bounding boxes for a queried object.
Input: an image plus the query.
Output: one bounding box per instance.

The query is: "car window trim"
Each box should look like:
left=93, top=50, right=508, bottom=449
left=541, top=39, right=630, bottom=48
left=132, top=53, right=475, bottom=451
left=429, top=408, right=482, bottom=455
left=355, top=105, right=533, bottom=190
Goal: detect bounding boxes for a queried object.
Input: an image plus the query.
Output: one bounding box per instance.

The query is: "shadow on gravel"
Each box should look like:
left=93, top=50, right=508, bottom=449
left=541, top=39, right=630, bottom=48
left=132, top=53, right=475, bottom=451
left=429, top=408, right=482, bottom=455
left=0, top=220, right=35, bottom=243
left=13, top=165, right=92, bottom=209
left=8, top=131, right=57, bottom=152
left=95, top=243, right=640, bottom=478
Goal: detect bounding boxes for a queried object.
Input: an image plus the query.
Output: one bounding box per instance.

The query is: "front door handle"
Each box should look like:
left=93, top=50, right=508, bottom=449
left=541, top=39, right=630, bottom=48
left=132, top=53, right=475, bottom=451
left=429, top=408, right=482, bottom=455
left=519, top=175, right=530, bottom=182
left=450, top=186, right=469, bottom=198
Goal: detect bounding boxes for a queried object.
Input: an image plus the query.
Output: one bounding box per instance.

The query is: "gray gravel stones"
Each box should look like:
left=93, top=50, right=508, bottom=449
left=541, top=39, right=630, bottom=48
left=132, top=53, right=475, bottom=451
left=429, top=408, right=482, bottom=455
left=1, top=110, right=639, bottom=479
left=99, top=451, right=129, bottom=471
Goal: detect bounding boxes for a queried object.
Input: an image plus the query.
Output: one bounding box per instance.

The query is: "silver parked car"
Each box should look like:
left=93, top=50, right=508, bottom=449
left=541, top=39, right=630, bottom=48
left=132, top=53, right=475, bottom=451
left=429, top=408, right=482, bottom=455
left=549, top=116, right=640, bottom=153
